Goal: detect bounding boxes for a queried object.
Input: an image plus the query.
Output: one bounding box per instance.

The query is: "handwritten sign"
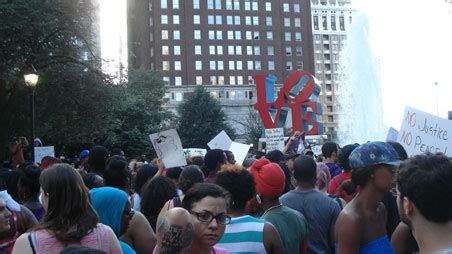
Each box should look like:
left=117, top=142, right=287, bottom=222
left=207, top=131, right=232, bottom=150
left=34, top=146, right=55, bottom=163
left=183, top=148, right=207, bottom=157
left=398, top=106, right=452, bottom=156
left=149, top=129, right=187, bottom=168
left=265, top=128, right=285, bottom=152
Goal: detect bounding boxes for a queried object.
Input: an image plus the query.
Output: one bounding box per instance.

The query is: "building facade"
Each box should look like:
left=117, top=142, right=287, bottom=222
left=128, top=0, right=315, bottom=135
left=310, top=0, right=354, bottom=139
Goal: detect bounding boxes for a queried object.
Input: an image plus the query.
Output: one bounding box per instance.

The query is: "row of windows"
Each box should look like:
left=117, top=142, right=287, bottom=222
left=160, top=44, right=303, bottom=57
left=162, top=60, right=303, bottom=71
left=159, top=0, right=301, bottom=13
left=313, top=15, right=349, bottom=31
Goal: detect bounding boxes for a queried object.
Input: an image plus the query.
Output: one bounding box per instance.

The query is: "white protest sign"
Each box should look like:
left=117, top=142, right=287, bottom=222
left=149, top=129, right=187, bottom=168
left=265, top=128, right=285, bottom=152
left=183, top=148, right=207, bottom=157
left=398, top=106, right=452, bottom=156
left=386, top=127, right=399, bottom=142
left=229, top=142, right=251, bottom=166
left=34, top=146, right=55, bottom=163
left=207, top=131, right=232, bottom=150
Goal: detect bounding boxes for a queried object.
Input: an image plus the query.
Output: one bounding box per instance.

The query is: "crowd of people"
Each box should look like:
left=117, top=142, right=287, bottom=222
left=1, top=131, right=452, bottom=254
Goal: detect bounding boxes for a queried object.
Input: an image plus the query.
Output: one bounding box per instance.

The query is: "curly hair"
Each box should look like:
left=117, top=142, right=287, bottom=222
left=397, top=153, right=452, bottom=223
left=216, top=168, right=255, bottom=211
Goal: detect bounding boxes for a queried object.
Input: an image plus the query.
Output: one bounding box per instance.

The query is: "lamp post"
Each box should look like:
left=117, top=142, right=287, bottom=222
left=24, top=69, right=39, bottom=163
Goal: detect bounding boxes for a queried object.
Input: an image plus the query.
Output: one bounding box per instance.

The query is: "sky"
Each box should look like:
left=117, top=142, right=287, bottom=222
left=98, top=0, right=452, bottom=131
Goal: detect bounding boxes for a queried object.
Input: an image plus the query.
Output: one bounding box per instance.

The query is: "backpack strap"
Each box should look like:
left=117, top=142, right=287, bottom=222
left=28, top=232, right=37, bottom=254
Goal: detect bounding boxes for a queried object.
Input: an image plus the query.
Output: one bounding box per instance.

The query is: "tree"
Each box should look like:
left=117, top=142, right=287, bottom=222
left=177, top=87, right=235, bottom=148
left=235, top=108, right=265, bottom=148
left=104, top=69, right=171, bottom=158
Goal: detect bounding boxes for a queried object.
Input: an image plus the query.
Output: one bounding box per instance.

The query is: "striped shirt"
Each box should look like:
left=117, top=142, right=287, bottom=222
left=216, top=215, right=266, bottom=254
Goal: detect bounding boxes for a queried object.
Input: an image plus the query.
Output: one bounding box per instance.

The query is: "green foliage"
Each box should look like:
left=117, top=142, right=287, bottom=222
left=177, top=87, right=235, bottom=148
left=235, top=108, right=265, bottom=148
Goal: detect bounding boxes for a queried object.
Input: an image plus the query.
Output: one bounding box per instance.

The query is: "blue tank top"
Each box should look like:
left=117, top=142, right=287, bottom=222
left=336, top=235, right=395, bottom=254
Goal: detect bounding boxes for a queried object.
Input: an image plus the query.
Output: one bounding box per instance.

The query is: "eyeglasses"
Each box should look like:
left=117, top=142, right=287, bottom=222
left=124, top=208, right=135, bottom=220
left=190, top=211, right=231, bottom=225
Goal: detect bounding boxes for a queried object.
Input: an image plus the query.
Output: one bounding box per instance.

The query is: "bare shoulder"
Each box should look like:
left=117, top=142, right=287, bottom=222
left=336, top=205, right=364, bottom=235
left=12, top=232, right=33, bottom=254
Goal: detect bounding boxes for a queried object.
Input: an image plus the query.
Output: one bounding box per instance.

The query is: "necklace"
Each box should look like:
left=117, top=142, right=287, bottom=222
left=262, top=204, right=282, bottom=217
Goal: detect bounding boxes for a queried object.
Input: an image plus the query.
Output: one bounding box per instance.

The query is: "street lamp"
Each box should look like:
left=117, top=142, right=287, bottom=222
left=24, top=67, right=39, bottom=163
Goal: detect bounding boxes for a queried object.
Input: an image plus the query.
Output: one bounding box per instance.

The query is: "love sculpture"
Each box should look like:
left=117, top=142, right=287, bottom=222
left=253, top=71, right=323, bottom=134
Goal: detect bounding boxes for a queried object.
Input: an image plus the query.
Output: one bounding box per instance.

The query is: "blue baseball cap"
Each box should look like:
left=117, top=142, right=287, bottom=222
left=349, top=141, right=400, bottom=169
left=79, top=149, right=90, bottom=159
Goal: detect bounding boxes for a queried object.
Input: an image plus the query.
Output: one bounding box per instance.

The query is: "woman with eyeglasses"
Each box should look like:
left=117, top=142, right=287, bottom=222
left=12, top=164, right=122, bottom=254
left=181, top=183, right=230, bottom=254
left=90, top=187, right=136, bottom=254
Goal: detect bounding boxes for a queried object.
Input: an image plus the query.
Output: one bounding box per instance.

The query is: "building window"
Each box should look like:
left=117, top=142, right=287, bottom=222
left=254, top=46, right=260, bottom=55
left=196, top=76, right=203, bottom=85
left=226, top=0, right=232, bottom=9
left=265, top=2, right=271, bottom=11
left=229, top=61, right=235, bottom=70
left=253, top=16, right=259, bottom=25
left=195, top=45, right=202, bottom=55
left=193, top=0, right=200, bottom=9
left=285, top=32, right=291, bottom=41
left=266, top=17, right=272, bottom=26
left=245, top=0, right=251, bottom=10
left=195, top=61, right=202, bottom=70
left=295, top=32, right=302, bottom=41
left=174, top=46, right=181, bottom=55
left=252, top=0, right=258, bottom=10
left=296, top=47, right=302, bottom=56
left=161, top=0, right=167, bottom=9
left=283, top=3, right=289, bottom=12
left=175, top=76, right=182, bottom=86
left=210, top=76, right=217, bottom=85
left=313, top=15, right=319, bottom=30
left=294, top=3, right=300, bottom=12
left=327, top=96, right=333, bottom=102
left=216, top=31, right=223, bottom=40
left=294, top=18, right=301, bottom=27
left=339, top=16, right=345, bottom=31
left=328, top=115, right=334, bottom=122
left=253, top=31, right=259, bottom=40
left=216, top=16, right=222, bottom=25
left=162, top=45, right=169, bottom=55
left=227, top=31, right=233, bottom=40
left=285, top=46, right=292, bottom=56
left=217, top=45, right=223, bottom=55
left=331, top=16, right=336, bottom=30
left=322, top=16, right=327, bottom=30
left=284, top=18, right=290, bottom=27
left=173, top=15, right=180, bottom=24
left=227, top=16, right=233, bottom=25
left=208, top=15, right=215, bottom=24
left=209, top=31, right=215, bottom=40
left=246, top=31, right=252, bottom=40
left=215, top=0, right=222, bottom=9
left=218, top=61, right=224, bottom=70
left=246, top=46, right=253, bottom=55
left=175, top=93, right=183, bottom=101
left=228, top=46, right=234, bottom=55
left=210, top=61, right=216, bottom=70
left=255, top=61, right=261, bottom=70
left=161, top=15, right=168, bottom=24
left=247, top=61, right=254, bottom=70
left=326, top=83, right=332, bottom=91
left=162, top=61, right=170, bottom=70
left=267, top=46, right=274, bottom=55
left=194, top=15, right=201, bottom=24
left=174, top=61, right=181, bottom=71
left=267, top=31, right=273, bottom=40
left=230, top=76, right=236, bottom=85
left=162, top=30, right=169, bottom=39
left=235, top=46, right=242, bottom=55
left=173, top=0, right=179, bottom=9
left=233, top=0, right=240, bottom=10
left=245, top=16, right=251, bottom=25
left=268, top=61, right=275, bottom=70
left=296, top=61, right=303, bottom=70
left=234, top=16, right=241, bottom=25
left=327, top=105, right=333, bottom=112
left=209, top=45, right=216, bottom=55
left=174, top=30, right=180, bottom=40
left=218, top=76, right=225, bottom=85
left=237, top=76, right=243, bottom=84
left=207, top=0, right=214, bottom=9
left=163, top=76, right=170, bottom=85
left=236, top=61, right=243, bottom=70
left=235, top=31, right=241, bottom=40
left=286, top=61, right=293, bottom=70
left=150, top=17, right=153, bottom=26
left=194, top=30, right=201, bottom=39
left=150, top=47, right=154, bottom=56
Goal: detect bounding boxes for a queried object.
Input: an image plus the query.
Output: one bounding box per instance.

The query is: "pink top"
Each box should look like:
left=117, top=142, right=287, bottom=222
left=29, top=223, right=110, bottom=254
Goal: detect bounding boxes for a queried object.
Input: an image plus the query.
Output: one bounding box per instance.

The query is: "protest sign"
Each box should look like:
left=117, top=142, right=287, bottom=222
left=149, top=129, right=187, bottom=168
left=229, top=142, right=251, bottom=166
left=34, top=146, right=55, bottom=163
left=207, top=131, right=232, bottom=150
left=183, top=148, right=207, bottom=157
left=265, top=128, right=285, bottom=152
left=386, top=127, right=399, bottom=142
left=398, top=106, right=452, bottom=156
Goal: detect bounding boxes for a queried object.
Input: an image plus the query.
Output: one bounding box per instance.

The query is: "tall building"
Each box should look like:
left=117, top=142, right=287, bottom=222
left=128, top=0, right=315, bottom=135
left=311, top=0, right=354, bottom=139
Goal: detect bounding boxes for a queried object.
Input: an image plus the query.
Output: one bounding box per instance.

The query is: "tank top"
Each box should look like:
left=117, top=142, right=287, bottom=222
left=29, top=223, right=110, bottom=254
left=216, top=215, right=266, bottom=254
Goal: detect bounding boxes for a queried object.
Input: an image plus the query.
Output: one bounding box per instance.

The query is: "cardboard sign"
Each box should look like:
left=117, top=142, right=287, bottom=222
left=183, top=148, right=207, bottom=157
left=149, top=129, right=187, bottom=168
left=229, top=141, right=251, bottom=166
left=207, top=131, right=232, bottom=150
left=265, top=128, right=285, bottom=152
left=398, top=106, right=452, bottom=156
left=34, top=146, right=55, bottom=163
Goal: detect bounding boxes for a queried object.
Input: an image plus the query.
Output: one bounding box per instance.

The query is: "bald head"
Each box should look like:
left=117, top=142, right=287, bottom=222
left=156, top=208, right=194, bottom=254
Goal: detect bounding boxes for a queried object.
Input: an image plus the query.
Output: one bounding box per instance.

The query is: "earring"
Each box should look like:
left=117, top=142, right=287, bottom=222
left=255, top=194, right=262, bottom=204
